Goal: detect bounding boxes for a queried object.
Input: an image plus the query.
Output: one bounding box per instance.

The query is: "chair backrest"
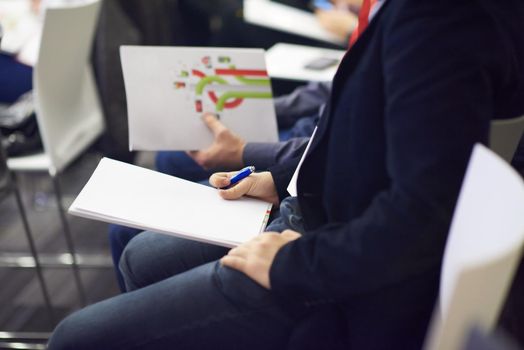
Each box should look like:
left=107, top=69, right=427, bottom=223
left=424, top=144, right=524, bottom=350
left=34, top=0, right=104, bottom=175
left=490, top=115, right=524, bottom=163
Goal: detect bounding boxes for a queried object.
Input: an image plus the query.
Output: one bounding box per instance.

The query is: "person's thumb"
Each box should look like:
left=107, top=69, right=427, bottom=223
left=202, top=113, right=227, bottom=137
left=281, top=230, right=302, bottom=240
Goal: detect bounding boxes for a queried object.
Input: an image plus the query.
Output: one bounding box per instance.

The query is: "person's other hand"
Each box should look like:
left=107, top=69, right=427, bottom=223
left=221, top=230, right=301, bottom=289
left=210, top=170, right=279, bottom=206
left=315, top=9, right=358, bottom=40
left=187, top=113, right=246, bottom=170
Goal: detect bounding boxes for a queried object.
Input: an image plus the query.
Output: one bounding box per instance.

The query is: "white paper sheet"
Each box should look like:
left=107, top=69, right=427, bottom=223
left=424, top=144, right=524, bottom=350
left=69, top=158, right=273, bottom=247
left=266, top=43, right=345, bottom=82
left=120, top=46, right=279, bottom=151
left=243, top=0, right=350, bottom=46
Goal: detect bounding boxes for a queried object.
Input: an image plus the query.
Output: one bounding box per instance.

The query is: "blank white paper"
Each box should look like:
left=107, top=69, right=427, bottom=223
left=69, top=158, right=273, bottom=247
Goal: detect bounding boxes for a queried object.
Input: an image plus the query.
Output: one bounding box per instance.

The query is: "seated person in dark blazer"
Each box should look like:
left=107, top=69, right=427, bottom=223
left=107, top=82, right=327, bottom=291
left=47, top=0, right=524, bottom=349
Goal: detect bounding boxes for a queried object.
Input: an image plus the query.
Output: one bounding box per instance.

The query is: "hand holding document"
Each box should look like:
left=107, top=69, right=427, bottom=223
left=120, top=46, right=279, bottom=151
left=69, top=158, right=273, bottom=247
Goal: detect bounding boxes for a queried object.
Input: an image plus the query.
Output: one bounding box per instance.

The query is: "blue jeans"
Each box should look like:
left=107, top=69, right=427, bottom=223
left=107, top=224, right=144, bottom=291
left=115, top=197, right=302, bottom=292
left=48, top=233, right=302, bottom=349
left=108, top=196, right=304, bottom=291
left=265, top=197, right=304, bottom=233
left=155, top=150, right=214, bottom=183
left=119, top=233, right=228, bottom=291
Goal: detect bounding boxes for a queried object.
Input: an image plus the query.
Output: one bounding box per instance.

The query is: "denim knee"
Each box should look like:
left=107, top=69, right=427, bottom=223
left=108, top=225, right=141, bottom=265
left=119, top=232, right=229, bottom=292
left=118, top=232, right=183, bottom=291
left=108, top=225, right=142, bottom=292
left=118, top=232, right=196, bottom=291
left=48, top=301, right=125, bottom=350
left=47, top=313, right=86, bottom=350
left=118, top=234, right=144, bottom=291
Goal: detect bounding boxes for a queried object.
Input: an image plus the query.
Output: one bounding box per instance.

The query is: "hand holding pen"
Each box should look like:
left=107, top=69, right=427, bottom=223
left=209, top=167, right=280, bottom=206
left=220, top=166, right=255, bottom=189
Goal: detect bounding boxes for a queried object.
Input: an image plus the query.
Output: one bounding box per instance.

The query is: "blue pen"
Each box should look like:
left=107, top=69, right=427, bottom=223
left=221, top=166, right=255, bottom=189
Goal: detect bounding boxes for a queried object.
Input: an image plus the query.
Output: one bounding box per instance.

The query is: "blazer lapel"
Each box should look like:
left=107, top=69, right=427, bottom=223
left=305, top=0, right=392, bottom=155
left=330, top=0, right=390, bottom=108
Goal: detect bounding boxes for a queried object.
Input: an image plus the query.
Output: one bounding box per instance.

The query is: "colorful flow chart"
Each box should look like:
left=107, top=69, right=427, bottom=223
left=173, top=55, right=273, bottom=115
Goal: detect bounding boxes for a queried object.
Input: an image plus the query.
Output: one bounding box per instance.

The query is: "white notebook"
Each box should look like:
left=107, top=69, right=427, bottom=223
left=69, top=158, right=273, bottom=247
left=120, top=46, right=279, bottom=151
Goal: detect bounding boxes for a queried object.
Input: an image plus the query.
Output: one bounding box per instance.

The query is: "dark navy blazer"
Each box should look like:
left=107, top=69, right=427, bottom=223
left=268, top=0, right=524, bottom=349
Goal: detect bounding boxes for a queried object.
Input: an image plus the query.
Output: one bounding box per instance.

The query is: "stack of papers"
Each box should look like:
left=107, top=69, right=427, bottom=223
left=69, top=158, right=273, bottom=247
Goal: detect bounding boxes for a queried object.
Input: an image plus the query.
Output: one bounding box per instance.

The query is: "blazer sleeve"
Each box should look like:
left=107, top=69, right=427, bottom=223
left=274, top=81, right=331, bottom=129
left=269, top=1, right=513, bottom=302
left=242, top=137, right=309, bottom=171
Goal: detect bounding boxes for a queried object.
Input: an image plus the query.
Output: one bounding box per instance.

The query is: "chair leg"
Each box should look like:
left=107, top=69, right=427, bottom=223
left=11, top=175, right=56, bottom=324
left=51, top=174, right=87, bottom=307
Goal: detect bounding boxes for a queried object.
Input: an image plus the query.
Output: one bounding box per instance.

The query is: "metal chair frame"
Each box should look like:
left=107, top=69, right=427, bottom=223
left=0, top=145, right=54, bottom=349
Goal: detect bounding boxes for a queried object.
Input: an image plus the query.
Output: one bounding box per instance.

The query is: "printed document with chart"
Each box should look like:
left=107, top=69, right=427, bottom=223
left=69, top=158, right=273, bottom=247
left=120, top=46, right=279, bottom=151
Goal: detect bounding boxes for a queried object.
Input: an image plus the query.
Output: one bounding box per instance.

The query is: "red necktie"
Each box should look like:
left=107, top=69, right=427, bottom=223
left=348, top=0, right=377, bottom=47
